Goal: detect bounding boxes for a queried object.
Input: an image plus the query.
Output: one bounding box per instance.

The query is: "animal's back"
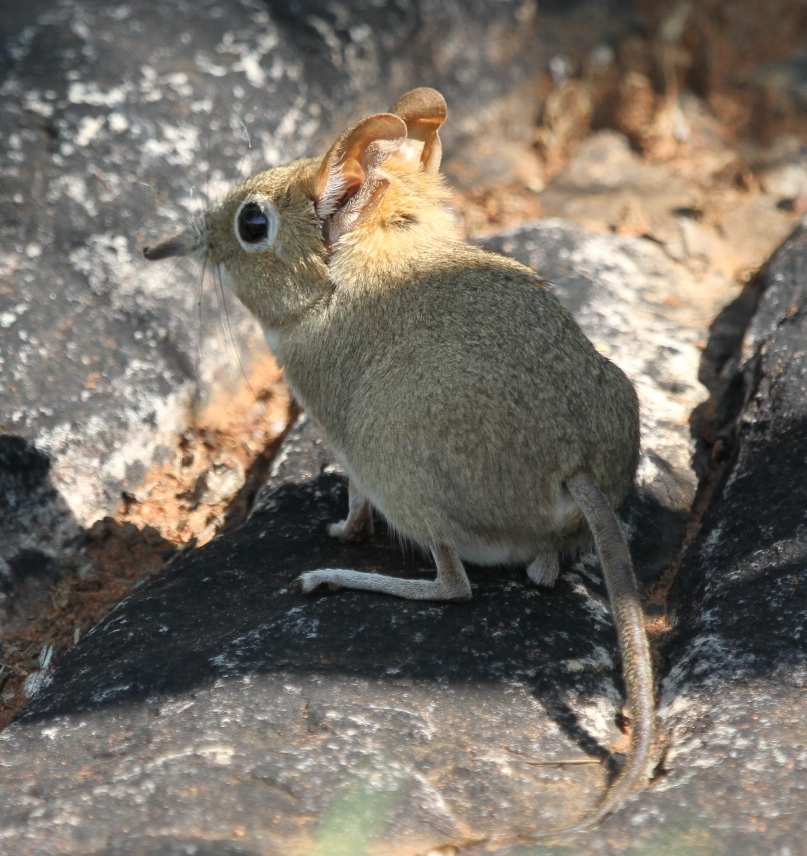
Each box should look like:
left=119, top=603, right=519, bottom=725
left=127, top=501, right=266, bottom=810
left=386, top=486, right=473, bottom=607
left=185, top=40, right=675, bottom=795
left=286, top=245, right=640, bottom=561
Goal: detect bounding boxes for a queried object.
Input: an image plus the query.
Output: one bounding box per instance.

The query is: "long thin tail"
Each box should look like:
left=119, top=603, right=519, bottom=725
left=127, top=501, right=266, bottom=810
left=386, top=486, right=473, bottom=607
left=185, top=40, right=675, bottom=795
left=559, top=469, right=656, bottom=831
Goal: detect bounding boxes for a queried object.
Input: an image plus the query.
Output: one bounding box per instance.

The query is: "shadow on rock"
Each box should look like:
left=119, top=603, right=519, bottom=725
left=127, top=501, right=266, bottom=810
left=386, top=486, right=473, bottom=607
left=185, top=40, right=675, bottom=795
left=665, top=412, right=807, bottom=682
left=15, top=456, right=627, bottom=774
left=0, top=435, right=84, bottom=633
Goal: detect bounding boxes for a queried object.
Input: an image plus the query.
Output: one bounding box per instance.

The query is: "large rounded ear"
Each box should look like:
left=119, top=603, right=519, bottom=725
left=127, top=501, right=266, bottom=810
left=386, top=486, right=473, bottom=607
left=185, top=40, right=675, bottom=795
left=390, top=87, right=447, bottom=175
left=312, top=113, right=407, bottom=246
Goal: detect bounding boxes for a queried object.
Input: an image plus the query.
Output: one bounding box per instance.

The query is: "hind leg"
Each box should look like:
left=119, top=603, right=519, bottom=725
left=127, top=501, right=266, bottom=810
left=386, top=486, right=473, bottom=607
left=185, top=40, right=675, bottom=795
left=526, top=551, right=560, bottom=588
left=297, top=543, right=473, bottom=601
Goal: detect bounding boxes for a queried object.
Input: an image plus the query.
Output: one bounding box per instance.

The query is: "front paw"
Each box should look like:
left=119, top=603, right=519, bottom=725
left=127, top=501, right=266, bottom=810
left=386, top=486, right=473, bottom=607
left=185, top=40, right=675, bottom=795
left=296, top=570, right=342, bottom=595
left=526, top=553, right=560, bottom=588
left=328, top=516, right=373, bottom=543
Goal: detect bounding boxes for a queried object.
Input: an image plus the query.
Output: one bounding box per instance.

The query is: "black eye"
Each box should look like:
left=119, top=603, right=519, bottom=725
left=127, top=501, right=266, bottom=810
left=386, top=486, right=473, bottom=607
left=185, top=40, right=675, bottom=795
left=237, top=202, right=269, bottom=243
left=233, top=195, right=278, bottom=252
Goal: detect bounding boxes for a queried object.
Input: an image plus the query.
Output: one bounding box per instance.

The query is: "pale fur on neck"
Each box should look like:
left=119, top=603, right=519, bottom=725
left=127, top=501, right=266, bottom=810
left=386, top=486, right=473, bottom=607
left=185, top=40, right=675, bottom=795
left=327, top=194, right=459, bottom=291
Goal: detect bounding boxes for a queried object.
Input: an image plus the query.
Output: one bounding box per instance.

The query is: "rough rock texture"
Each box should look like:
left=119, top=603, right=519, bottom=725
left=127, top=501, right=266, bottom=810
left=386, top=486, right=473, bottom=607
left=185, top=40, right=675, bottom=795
left=0, top=436, right=84, bottom=623
left=0, top=219, right=722, bottom=854
left=646, top=223, right=807, bottom=856
left=537, top=128, right=799, bottom=282
left=0, top=0, right=636, bottom=623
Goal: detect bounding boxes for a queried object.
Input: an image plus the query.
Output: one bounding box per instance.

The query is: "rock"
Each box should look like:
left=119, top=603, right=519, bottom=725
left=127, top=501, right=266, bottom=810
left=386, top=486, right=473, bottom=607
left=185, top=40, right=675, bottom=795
left=537, top=124, right=800, bottom=282
left=0, top=218, right=721, bottom=852
left=538, top=129, right=694, bottom=247
left=750, top=47, right=807, bottom=114
left=642, top=223, right=807, bottom=855
left=0, top=414, right=634, bottom=854
left=553, top=130, right=645, bottom=192
left=0, top=0, right=637, bottom=625
left=0, top=436, right=82, bottom=629
left=754, top=137, right=807, bottom=200
left=760, top=159, right=807, bottom=200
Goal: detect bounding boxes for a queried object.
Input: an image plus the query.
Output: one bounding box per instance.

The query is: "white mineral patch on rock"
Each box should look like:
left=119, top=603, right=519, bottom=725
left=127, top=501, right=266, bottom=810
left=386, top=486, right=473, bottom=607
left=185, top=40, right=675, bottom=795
left=74, top=115, right=104, bottom=147
left=67, top=81, right=131, bottom=107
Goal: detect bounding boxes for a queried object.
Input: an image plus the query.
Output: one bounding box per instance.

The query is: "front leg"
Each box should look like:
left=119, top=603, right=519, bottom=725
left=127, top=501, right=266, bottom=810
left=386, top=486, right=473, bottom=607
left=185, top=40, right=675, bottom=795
left=297, top=544, right=473, bottom=602
left=328, top=479, right=374, bottom=542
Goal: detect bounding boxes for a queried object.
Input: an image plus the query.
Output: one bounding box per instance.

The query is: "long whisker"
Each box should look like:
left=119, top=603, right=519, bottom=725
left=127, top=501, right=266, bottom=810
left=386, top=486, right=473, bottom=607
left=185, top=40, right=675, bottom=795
left=189, top=185, right=202, bottom=230
left=196, top=252, right=208, bottom=388
left=214, top=265, right=265, bottom=414
left=236, top=118, right=253, bottom=185
left=202, top=89, right=216, bottom=217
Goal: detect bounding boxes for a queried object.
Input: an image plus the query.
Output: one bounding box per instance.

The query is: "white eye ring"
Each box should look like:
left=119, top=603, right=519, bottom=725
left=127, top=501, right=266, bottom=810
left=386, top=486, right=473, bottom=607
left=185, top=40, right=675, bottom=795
left=234, top=194, right=279, bottom=253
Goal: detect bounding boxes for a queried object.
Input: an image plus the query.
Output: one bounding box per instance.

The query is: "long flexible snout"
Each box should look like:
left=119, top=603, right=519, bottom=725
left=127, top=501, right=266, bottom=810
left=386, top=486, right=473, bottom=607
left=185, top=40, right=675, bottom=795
left=143, top=228, right=201, bottom=261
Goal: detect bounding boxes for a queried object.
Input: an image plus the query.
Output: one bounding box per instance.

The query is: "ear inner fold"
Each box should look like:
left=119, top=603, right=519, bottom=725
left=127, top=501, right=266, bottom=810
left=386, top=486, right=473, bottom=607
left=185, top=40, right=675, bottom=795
left=326, top=169, right=390, bottom=246
left=312, top=113, right=407, bottom=222
left=389, top=87, right=447, bottom=175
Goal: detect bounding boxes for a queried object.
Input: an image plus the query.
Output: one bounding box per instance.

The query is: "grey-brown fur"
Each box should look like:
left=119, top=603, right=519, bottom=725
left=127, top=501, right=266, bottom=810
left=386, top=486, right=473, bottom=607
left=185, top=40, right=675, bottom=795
left=144, top=88, right=655, bottom=836
left=282, top=247, right=639, bottom=565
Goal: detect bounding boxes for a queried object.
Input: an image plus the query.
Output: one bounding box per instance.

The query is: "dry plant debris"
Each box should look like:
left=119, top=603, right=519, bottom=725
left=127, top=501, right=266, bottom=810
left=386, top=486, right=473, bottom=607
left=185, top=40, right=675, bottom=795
left=453, top=1, right=807, bottom=249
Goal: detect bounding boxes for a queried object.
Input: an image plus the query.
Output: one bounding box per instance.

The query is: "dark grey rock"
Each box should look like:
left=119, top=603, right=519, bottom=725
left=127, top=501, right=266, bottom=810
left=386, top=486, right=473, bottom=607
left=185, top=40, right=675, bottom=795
left=0, top=0, right=636, bottom=623
left=0, top=435, right=82, bottom=628
left=643, top=224, right=807, bottom=856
